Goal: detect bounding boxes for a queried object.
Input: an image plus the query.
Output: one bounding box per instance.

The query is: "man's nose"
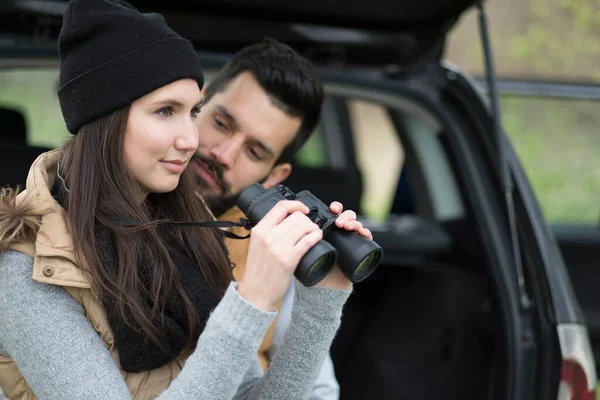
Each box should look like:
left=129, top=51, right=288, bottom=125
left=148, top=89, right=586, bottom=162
left=210, top=138, right=242, bottom=168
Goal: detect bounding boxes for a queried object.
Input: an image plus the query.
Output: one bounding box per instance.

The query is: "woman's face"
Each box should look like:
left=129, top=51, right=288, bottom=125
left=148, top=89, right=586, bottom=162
left=124, top=79, right=202, bottom=200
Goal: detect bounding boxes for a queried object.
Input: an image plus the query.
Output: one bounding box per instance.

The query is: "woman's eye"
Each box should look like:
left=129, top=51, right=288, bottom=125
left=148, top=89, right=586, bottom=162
left=156, top=106, right=174, bottom=118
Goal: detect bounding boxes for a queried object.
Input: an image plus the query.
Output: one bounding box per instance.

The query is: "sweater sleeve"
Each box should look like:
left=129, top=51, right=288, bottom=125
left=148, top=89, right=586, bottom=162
left=268, top=282, right=341, bottom=400
left=233, top=280, right=351, bottom=400
left=0, top=250, right=350, bottom=400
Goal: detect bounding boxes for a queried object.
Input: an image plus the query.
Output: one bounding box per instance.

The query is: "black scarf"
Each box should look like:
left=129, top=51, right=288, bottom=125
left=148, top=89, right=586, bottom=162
left=96, top=227, right=222, bottom=372
left=51, top=178, right=224, bottom=372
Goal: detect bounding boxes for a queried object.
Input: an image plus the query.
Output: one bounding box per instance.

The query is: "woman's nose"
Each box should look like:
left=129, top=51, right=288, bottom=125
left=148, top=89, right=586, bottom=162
left=176, top=121, right=200, bottom=152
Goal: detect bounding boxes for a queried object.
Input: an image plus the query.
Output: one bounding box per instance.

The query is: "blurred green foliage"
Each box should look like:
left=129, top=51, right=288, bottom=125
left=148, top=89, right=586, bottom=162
left=509, top=0, right=600, bottom=79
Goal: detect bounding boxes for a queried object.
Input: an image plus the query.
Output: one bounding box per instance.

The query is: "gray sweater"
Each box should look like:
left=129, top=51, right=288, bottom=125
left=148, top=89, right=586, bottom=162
left=0, top=250, right=350, bottom=400
left=270, top=283, right=340, bottom=400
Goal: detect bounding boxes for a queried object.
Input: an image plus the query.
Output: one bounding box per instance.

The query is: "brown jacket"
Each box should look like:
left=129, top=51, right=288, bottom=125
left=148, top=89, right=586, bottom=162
left=0, top=150, right=187, bottom=400
left=218, top=207, right=283, bottom=371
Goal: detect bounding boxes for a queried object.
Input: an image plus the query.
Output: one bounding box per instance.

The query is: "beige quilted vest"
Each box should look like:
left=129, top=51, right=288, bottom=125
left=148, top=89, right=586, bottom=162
left=0, top=151, right=187, bottom=399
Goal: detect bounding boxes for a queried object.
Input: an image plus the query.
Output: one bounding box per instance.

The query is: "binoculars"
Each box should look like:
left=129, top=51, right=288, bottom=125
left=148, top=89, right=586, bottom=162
left=237, top=183, right=383, bottom=286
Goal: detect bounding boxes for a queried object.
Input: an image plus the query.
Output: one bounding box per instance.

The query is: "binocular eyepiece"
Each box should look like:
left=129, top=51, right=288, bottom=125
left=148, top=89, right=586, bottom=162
left=237, top=183, right=383, bottom=286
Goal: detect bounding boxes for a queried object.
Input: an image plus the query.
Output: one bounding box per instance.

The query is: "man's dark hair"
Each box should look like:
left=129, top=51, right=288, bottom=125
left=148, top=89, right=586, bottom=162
left=204, top=38, right=324, bottom=165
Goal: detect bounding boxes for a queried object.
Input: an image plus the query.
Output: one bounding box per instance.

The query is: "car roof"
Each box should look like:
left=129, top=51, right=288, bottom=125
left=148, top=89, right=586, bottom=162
left=0, top=0, right=478, bottom=70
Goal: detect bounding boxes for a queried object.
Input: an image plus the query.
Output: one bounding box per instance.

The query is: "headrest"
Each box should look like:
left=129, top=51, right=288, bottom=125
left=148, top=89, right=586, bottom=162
left=0, top=106, right=27, bottom=143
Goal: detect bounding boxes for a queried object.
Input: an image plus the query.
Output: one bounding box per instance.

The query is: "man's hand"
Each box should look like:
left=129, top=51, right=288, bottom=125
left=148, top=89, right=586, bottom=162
left=316, top=201, right=372, bottom=291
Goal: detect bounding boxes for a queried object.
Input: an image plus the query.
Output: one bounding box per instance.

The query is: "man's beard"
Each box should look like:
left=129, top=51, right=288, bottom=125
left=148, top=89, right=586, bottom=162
left=205, top=171, right=271, bottom=218
left=191, top=153, right=231, bottom=195
left=192, top=153, right=272, bottom=218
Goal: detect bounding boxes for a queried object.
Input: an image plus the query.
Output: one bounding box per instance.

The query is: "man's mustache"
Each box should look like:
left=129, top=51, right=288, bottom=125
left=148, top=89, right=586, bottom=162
left=191, top=153, right=231, bottom=194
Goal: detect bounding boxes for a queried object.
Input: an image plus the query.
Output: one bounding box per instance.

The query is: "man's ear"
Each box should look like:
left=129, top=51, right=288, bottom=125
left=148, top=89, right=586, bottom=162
left=262, top=163, right=292, bottom=189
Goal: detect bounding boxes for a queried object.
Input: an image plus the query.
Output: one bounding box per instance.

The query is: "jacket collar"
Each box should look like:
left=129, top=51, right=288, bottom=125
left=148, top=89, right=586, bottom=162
left=25, top=149, right=91, bottom=288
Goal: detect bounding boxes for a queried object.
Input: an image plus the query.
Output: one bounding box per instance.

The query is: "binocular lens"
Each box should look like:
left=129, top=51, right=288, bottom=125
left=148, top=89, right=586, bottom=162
left=308, top=254, right=332, bottom=276
left=353, top=249, right=382, bottom=282
left=326, top=229, right=383, bottom=284
left=296, top=241, right=338, bottom=286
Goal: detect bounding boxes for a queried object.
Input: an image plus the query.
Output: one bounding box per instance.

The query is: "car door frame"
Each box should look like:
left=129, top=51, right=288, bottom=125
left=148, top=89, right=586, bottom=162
left=314, top=64, right=548, bottom=400
left=476, top=78, right=600, bottom=371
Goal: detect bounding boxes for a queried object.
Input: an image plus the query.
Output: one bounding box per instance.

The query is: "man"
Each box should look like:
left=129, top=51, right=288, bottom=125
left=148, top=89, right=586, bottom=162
left=193, top=39, right=340, bottom=399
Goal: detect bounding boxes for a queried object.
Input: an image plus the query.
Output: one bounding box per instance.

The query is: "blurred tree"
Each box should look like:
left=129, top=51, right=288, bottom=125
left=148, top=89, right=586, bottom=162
left=509, top=0, right=600, bottom=80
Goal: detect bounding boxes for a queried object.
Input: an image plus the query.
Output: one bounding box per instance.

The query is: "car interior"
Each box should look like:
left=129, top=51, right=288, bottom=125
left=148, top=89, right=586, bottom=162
left=0, top=106, right=50, bottom=188
left=284, top=88, right=506, bottom=399
left=0, top=66, right=507, bottom=400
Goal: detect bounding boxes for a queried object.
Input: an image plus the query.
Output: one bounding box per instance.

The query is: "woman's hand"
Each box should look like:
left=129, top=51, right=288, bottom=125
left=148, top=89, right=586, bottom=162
left=316, top=201, right=372, bottom=291
left=238, top=200, right=323, bottom=311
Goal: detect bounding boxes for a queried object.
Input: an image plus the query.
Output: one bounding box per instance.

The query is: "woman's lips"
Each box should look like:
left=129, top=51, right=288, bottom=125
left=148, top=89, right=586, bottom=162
left=161, top=160, right=186, bottom=174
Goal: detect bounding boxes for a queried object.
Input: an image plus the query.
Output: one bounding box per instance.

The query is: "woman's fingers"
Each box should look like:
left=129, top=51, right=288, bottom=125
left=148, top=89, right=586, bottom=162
left=288, top=229, right=324, bottom=262
left=255, top=200, right=309, bottom=229
left=331, top=208, right=373, bottom=239
left=271, top=211, right=321, bottom=251
left=335, top=209, right=357, bottom=228
left=329, top=201, right=343, bottom=215
left=360, top=228, right=373, bottom=240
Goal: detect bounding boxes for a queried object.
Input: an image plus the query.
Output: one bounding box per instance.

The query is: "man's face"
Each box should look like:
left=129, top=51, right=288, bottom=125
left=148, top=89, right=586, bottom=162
left=193, top=72, right=301, bottom=214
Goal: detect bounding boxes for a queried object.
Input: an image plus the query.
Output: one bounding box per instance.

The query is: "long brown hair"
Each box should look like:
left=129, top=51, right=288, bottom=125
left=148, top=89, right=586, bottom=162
left=59, top=106, right=232, bottom=353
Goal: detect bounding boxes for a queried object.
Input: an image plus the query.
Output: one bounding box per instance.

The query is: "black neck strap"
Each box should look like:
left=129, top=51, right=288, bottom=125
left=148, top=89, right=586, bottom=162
left=51, top=165, right=251, bottom=239
left=110, top=218, right=252, bottom=240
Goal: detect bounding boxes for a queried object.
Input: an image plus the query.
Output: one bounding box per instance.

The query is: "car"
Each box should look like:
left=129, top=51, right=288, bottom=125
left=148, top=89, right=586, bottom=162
left=0, top=1, right=597, bottom=399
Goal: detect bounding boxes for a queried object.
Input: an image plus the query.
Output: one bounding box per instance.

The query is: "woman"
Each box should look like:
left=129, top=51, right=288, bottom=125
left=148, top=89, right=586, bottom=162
left=0, top=0, right=371, bottom=399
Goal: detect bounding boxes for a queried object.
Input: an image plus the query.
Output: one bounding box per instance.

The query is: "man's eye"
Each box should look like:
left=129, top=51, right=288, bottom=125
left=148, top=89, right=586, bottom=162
left=156, top=106, right=174, bottom=117
left=248, top=148, right=262, bottom=161
left=213, top=117, right=227, bottom=129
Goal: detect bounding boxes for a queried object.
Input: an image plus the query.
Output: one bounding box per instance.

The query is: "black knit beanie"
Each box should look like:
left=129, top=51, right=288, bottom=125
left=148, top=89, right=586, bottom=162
left=58, top=0, right=204, bottom=134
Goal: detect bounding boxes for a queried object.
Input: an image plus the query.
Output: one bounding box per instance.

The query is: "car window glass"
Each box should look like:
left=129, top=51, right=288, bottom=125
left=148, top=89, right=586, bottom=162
left=396, top=111, right=466, bottom=222
left=345, top=99, right=404, bottom=220
left=0, top=68, right=67, bottom=148
left=294, top=122, right=328, bottom=168
left=502, top=95, right=600, bottom=225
